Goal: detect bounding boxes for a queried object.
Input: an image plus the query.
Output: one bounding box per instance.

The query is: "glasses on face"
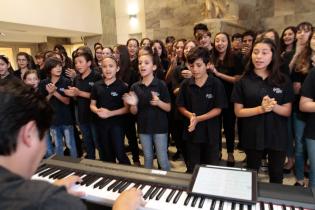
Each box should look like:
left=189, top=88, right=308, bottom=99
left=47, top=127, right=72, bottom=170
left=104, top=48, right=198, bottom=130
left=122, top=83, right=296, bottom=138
left=17, top=59, right=27, bottom=62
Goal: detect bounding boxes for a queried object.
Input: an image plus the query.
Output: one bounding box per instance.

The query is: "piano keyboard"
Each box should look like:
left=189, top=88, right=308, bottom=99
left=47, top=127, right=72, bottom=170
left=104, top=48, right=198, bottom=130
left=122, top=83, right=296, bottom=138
left=32, top=156, right=315, bottom=210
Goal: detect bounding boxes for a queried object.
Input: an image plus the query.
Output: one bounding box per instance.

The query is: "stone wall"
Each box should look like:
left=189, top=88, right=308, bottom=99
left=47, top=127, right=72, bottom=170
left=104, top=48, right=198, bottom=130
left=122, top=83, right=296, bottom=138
left=143, top=0, right=315, bottom=40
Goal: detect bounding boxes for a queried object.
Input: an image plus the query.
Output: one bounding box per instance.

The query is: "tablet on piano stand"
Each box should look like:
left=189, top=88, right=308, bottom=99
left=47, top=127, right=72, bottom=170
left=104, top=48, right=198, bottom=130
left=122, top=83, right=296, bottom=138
left=189, top=165, right=257, bottom=204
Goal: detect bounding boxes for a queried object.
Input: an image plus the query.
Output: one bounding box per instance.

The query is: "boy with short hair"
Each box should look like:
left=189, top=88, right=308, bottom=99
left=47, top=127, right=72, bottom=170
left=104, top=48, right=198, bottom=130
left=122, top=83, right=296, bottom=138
left=176, top=46, right=227, bottom=173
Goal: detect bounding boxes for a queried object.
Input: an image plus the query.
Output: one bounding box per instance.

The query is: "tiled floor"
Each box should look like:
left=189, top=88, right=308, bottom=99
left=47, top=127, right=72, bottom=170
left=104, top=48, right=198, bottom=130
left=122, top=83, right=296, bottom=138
left=125, top=140, right=305, bottom=187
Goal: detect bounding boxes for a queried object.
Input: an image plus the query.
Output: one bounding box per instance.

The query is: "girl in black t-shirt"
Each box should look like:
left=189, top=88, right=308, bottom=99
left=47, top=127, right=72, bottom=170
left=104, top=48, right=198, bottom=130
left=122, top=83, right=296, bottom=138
left=232, top=38, right=294, bottom=184
left=90, top=56, right=130, bottom=165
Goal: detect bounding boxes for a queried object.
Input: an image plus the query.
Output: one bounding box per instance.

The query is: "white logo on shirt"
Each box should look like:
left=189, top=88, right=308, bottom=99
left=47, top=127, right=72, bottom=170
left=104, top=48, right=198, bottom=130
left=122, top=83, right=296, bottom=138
left=206, top=93, right=213, bottom=99
left=88, top=82, right=95, bottom=86
left=111, top=92, right=118, bottom=96
left=273, top=88, right=283, bottom=94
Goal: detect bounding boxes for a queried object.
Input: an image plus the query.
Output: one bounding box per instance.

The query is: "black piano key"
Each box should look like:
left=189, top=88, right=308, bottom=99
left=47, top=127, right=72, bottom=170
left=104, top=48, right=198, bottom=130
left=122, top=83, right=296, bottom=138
left=55, top=170, right=74, bottom=179
left=155, top=188, right=166, bottom=200
left=80, top=174, right=93, bottom=185
left=43, top=168, right=61, bottom=177
left=143, top=186, right=155, bottom=200
left=210, top=199, right=216, bottom=210
left=260, top=202, right=265, bottom=210
left=133, top=183, right=140, bottom=189
left=35, top=165, right=49, bottom=174
left=231, top=202, right=236, bottom=210
left=38, top=167, right=56, bottom=177
left=139, top=184, right=146, bottom=190
left=281, top=204, right=286, bottom=210
left=149, top=187, right=161, bottom=200
left=48, top=169, right=63, bottom=179
left=85, top=175, right=100, bottom=186
left=113, top=181, right=126, bottom=192
left=107, top=180, right=121, bottom=191
left=118, top=182, right=131, bottom=193
left=198, top=197, right=205, bottom=208
left=191, top=196, right=199, bottom=207
left=50, top=169, right=67, bottom=179
left=73, top=171, right=85, bottom=177
left=98, top=178, right=112, bottom=189
left=92, top=177, right=105, bottom=188
left=269, top=203, right=274, bottom=210
left=173, top=190, right=183, bottom=204
left=184, top=194, right=192, bottom=206
left=240, top=203, right=244, bottom=210
left=248, top=204, right=252, bottom=210
left=166, top=189, right=176, bottom=203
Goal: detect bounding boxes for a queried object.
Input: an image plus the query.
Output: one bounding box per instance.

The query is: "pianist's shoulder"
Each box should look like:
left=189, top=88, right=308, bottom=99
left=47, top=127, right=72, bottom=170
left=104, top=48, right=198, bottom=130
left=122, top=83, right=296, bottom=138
left=0, top=167, right=86, bottom=210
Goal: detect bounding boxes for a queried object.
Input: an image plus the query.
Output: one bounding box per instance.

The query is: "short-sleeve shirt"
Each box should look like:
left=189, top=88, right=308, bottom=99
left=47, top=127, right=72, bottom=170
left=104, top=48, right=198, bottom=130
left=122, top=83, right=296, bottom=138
left=74, top=70, right=102, bottom=124
left=39, top=76, right=73, bottom=126
left=176, top=75, right=227, bottom=144
left=0, top=166, right=86, bottom=210
left=231, top=72, right=294, bottom=151
left=301, top=68, right=315, bottom=140
left=90, top=79, right=128, bottom=125
left=131, top=77, right=170, bottom=134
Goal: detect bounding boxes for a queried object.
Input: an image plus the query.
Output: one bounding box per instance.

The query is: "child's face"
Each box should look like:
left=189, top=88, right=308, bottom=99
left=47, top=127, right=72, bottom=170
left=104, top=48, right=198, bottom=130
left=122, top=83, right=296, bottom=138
left=184, top=42, right=196, bottom=59
left=175, top=41, right=185, bottom=58
left=310, top=33, right=315, bottom=52
left=75, top=56, right=91, bottom=75
left=0, top=59, right=9, bottom=77
left=36, top=57, right=44, bottom=66
left=138, top=55, right=156, bottom=78
left=189, top=58, right=208, bottom=79
left=200, top=34, right=212, bottom=48
left=17, top=55, right=28, bottom=69
left=296, top=27, right=312, bottom=45
left=102, top=48, right=112, bottom=58
left=95, top=48, right=103, bottom=61
left=24, top=73, right=39, bottom=89
left=251, top=43, right=273, bottom=71
left=215, top=34, right=228, bottom=54
left=283, top=29, right=295, bottom=46
left=51, top=64, right=62, bottom=77
left=102, top=58, right=118, bottom=80
left=153, top=43, right=162, bottom=57
left=127, top=40, right=139, bottom=57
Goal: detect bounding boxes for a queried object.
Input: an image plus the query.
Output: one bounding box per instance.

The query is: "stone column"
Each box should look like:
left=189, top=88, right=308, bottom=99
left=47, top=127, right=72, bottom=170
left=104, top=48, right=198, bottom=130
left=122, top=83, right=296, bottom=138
left=100, top=0, right=117, bottom=46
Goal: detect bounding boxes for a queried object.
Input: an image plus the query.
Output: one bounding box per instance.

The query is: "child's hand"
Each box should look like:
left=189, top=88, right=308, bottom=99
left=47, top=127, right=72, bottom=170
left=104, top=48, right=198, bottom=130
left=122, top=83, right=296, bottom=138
left=181, top=69, right=192, bottom=79
left=46, top=83, right=57, bottom=94
left=65, top=68, right=77, bottom=79
left=64, top=86, right=79, bottom=97
left=150, top=91, right=160, bottom=106
left=97, top=108, right=111, bottom=119
left=188, top=113, right=198, bottom=132
left=123, top=91, right=138, bottom=106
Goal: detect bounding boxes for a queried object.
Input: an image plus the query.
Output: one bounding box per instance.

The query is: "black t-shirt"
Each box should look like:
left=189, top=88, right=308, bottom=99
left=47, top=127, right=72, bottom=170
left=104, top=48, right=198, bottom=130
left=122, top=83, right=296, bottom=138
left=176, top=75, right=227, bottom=143
left=214, top=53, right=243, bottom=99
left=231, top=72, right=294, bottom=151
left=0, top=166, right=86, bottom=210
left=39, top=76, right=74, bottom=126
left=301, top=68, right=315, bottom=140
left=131, top=77, right=170, bottom=134
left=90, top=79, right=128, bottom=125
left=13, top=69, right=23, bottom=80
left=74, top=71, right=102, bottom=124
left=1, top=73, right=20, bottom=82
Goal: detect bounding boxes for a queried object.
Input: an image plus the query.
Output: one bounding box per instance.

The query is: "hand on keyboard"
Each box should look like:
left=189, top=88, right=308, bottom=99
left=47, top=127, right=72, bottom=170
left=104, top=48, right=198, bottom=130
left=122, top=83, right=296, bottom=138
left=53, top=175, right=85, bottom=197
left=113, top=188, right=146, bottom=210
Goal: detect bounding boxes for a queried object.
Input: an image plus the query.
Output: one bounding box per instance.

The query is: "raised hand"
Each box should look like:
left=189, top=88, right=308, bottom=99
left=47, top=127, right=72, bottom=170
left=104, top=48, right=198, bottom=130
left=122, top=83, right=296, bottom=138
left=123, top=91, right=138, bottom=106
left=150, top=91, right=160, bottom=106
left=46, top=83, right=57, bottom=94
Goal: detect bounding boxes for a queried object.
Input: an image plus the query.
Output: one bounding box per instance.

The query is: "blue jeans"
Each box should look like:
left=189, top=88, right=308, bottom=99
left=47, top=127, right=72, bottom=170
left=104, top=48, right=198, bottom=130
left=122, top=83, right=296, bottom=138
left=50, top=125, right=78, bottom=158
left=45, top=131, right=54, bottom=158
left=306, top=138, right=315, bottom=187
left=139, top=133, right=170, bottom=171
left=293, top=113, right=306, bottom=181
left=286, top=116, right=294, bottom=157
left=79, top=123, right=97, bottom=159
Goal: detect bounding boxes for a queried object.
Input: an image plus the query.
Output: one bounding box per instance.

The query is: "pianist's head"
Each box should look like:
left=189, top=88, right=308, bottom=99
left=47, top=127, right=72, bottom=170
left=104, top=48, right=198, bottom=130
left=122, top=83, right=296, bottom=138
left=0, top=79, right=53, bottom=178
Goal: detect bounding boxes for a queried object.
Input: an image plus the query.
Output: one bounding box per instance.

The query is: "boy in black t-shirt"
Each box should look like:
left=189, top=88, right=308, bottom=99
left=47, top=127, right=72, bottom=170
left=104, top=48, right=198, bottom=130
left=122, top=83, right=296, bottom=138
left=177, top=46, right=227, bottom=173
left=65, top=52, right=102, bottom=160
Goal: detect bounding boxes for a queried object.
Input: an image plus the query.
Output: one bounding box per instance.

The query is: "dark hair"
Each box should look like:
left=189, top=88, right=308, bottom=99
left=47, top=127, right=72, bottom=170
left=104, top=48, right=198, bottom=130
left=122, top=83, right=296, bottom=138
left=140, top=38, right=153, bottom=47
left=53, top=44, right=66, bottom=53
left=138, top=46, right=160, bottom=66
left=296, top=22, right=313, bottom=32
left=213, top=32, right=234, bottom=68
left=165, top=36, right=175, bottom=44
left=43, top=57, right=63, bottom=75
left=126, top=38, right=139, bottom=47
left=196, top=31, right=212, bottom=41
left=94, top=42, right=103, bottom=50
left=35, top=52, right=45, bottom=59
left=193, top=23, right=208, bottom=36
left=23, top=70, right=39, bottom=81
left=94, top=46, right=104, bottom=64
left=280, top=26, right=297, bottom=53
left=187, top=46, right=211, bottom=65
left=245, top=38, right=285, bottom=86
left=263, top=29, right=281, bottom=58
left=242, top=30, right=257, bottom=41
left=114, top=45, right=131, bottom=82
left=74, top=52, right=93, bottom=64
left=74, top=46, right=97, bottom=69
left=295, top=29, right=315, bottom=74
left=0, top=79, right=53, bottom=155
left=0, top=55, right=10, bottom=65
left=232, top=33, right=243, bottom=41
left=43, top=50, right=62, bottom=61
